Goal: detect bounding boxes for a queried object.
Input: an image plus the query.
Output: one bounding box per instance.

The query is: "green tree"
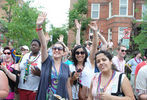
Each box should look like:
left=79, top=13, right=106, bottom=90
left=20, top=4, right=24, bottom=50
left=48, top=25, right=68, bottom=47
left=1, top=1, right=43, bottom=49
left=133, top=3, right=147, bottom=52
left=68, top=0, right=91, bottom=44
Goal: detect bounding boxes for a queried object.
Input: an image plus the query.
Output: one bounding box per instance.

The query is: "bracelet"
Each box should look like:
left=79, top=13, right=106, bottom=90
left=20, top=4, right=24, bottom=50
left=36, top=27, right=42, bottom=31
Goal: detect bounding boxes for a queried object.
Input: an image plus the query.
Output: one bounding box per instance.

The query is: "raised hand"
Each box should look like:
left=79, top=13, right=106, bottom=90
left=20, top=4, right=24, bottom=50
left=36, top=12, right=47, bottom=26
left=57, top=34, right=64, bottom=42
left=75, top=19, right=81, bottom=29
left=88, top=21, right=98, bottom=32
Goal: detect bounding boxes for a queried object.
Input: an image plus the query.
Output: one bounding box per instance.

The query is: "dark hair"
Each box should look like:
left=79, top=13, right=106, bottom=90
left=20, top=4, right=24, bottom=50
left=3, top=46, right=11, bottom=53
left=134, top=51, right=141, bottom=57
left=72, top=45, right=88, bottom=67
left=53, top=42, right=65, bottom=52
left=3, top=46, right=15, bottom=61
left=31, top=39, right=41, bottom=47
left=95, top=50, right=118, bottom=71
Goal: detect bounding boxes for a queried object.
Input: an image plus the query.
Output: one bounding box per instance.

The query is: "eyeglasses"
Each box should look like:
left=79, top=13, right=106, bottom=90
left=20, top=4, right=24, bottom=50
left=75, top=51, right=85, bottom=55
left=4, top=52, right=11, bottom=55
left=121, top=49, right=127, bottom=52
left=52, top=47, right=63, bottom=51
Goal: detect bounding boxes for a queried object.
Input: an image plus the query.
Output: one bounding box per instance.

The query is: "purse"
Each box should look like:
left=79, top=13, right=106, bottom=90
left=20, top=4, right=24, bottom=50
left=78, top=84, right=89, bottom=100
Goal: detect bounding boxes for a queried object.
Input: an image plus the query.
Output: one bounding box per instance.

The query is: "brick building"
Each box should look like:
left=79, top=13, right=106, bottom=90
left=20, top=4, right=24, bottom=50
left=69, top=0, right=146, bottom=48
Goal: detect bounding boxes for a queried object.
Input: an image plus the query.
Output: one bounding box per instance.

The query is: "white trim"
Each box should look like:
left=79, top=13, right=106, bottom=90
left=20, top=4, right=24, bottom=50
left=91, top=3, right=100, bottom=19
left=108, top=28, right=112, bottom=41
left=119, top=0, right=128, bottom=16
left=107, top=15, right=134, bottom=20
left=109, top=2, right=112, bottom=18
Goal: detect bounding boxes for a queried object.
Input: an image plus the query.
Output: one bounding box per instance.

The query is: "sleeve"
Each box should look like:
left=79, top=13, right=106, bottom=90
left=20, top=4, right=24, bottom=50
left=136, top=67, right=147, bottom=96
left=127, top=59, right=133, bottom=66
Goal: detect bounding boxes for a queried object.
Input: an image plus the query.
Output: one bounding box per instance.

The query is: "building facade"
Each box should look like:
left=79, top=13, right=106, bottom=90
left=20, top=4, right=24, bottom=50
left=68, top=0, right=146, bottom=48
left=87, top=0, right=146, bottom=48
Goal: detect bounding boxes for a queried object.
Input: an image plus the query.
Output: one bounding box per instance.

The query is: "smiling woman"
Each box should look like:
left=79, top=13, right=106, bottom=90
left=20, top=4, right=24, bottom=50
left=88, top=50, right=135, bottom=100
left=35, top=13, right=72, bottom=100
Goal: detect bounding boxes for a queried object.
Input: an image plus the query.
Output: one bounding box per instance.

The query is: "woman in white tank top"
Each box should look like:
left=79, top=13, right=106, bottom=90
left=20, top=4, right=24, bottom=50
left=88, top=51, right=135, bottom=100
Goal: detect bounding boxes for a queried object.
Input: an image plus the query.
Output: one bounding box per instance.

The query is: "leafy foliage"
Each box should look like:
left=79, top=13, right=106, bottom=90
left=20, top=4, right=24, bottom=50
left=48, top=25, right=68, bottom=47
left=1, top=0, right=42, bottom=49
left=131, top=3, right=147, bottom=53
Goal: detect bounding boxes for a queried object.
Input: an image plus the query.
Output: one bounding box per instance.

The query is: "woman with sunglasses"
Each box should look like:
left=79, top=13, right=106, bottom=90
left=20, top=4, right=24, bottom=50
left=0, top=46, right=20, bottom=100
left=88, top=50, right=135, bottom=100
left=36, top=13, right=72, bottom=100
left=69, top=21, right=98, bottom=100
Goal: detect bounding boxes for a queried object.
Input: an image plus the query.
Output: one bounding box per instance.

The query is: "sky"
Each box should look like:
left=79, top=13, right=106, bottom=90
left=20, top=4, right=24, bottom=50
left=24, top=0, right=70, bottom=31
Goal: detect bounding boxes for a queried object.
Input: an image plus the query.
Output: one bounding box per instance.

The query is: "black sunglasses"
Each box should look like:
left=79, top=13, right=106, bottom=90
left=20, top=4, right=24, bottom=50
left=52, top=47, right=63, bottom=51
left=121, top=49, right=127, bottom=52
left=75, top=51, right=85, bottom=55
left=4, top=52, right=11, bottom=55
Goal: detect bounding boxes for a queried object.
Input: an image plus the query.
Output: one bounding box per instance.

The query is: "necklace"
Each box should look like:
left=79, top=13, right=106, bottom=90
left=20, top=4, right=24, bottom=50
left=23, top=52, right=40, bottom=83
left=97, top=71, right=116, bottom=93
left=134, top=57, right=141, bottom=64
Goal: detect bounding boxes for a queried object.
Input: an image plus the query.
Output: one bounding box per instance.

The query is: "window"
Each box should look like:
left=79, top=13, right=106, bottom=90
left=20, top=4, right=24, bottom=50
left=142, top=4, right=147, bottom=18
left=119, top=0, right=128, bottom=15
left=109, top=2, right=112, bottom=18
left=91, top=4, right=100, bottom=19
left=108, top=29, right=112, bottom=41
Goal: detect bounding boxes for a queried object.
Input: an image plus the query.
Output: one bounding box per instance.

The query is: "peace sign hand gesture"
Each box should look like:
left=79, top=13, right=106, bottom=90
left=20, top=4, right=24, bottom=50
left=36, top=12, right=47, bottom=26
left=88, top=21, right=98, bottom=32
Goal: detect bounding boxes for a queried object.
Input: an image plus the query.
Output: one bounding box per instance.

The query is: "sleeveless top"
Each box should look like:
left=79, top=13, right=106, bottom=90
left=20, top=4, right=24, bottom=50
left=92, top=72, right=125, bottom=100
left=36, top=56, right=70, bottom=100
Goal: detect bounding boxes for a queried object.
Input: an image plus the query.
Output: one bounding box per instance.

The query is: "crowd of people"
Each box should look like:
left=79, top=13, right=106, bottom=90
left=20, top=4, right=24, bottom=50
left=0, top=13, right=146, bottom=100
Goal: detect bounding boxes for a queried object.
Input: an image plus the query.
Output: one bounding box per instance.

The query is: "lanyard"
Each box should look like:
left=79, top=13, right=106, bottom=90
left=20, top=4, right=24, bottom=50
left=134, top=57, right=141, bottom=64
left=23, top=52, right=40, bottom=83
left=97, top=71, right=116, bottom=93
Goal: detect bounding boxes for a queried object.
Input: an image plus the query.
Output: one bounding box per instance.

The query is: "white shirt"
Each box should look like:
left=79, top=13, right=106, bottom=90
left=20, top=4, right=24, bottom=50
left=92, top=72, right=125, bottom=100
left=112, top=56, right=126, bottom=73
left=108, top=41, right=113, bottom=48
left=136, top=65, right=147, bottom=96
left=18, top=52, right=41, bottom=91
left=69, top=57, right=95, bottom=99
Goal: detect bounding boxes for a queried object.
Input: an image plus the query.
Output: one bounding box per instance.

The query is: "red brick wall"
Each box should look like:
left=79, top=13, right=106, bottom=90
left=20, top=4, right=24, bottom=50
left=68, top=0, right=144, bottom=48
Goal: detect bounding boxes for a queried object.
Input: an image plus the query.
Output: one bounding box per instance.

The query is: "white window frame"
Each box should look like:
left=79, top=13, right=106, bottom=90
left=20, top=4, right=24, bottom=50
left=91, top=4, right=100, bottom=19
left=118, top=27, right=128, bottom=43
left=109, top=2, right=112, bottom=18
left=108, top=28, right=112, bottom=41
left=119, top=0, right=128, bottom=16
left=142, top=4, right=147, bottom=19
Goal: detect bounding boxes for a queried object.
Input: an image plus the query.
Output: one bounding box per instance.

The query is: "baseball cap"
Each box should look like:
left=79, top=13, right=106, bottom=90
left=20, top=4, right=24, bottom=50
left=21, top=45, right=29, bottom=51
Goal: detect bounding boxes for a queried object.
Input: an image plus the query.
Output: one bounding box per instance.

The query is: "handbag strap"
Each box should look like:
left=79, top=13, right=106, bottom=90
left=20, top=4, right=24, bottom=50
left=111, top=73, right=125, bottom=96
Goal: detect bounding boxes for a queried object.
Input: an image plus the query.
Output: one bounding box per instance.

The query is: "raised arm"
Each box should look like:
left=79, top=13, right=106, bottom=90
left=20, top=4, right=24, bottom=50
left=98, top=31, right=108, bottom=51
left=75, top=19, right=81, bottom=45
left=36, top=13, right=48, bottom=62
left=88, top=21, right=98, bottom=67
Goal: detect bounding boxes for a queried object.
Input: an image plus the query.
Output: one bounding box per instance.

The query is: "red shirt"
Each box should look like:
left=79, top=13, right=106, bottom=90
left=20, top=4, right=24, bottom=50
left=135, top=61, right=146, bottom=76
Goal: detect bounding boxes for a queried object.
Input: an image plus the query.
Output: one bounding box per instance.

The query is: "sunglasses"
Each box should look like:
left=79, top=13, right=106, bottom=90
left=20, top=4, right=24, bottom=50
left=4, top=52, right=11, bottom=55
left=52, top=47, right=63, bottom=51
left=75, top=51, right=85, bottom=55
left=121, top=49, right=127, bottom=52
